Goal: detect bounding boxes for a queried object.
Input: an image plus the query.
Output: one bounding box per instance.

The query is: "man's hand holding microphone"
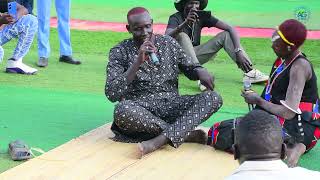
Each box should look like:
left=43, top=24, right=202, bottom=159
left=185, top=7, right=199, bottom=27
left=137, top=34, right=159, bottom=65
left=126, top=34, right=158, bottom=83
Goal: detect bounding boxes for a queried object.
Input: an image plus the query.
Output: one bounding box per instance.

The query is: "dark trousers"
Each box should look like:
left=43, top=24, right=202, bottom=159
left=112, top=91, right=223, bottom=148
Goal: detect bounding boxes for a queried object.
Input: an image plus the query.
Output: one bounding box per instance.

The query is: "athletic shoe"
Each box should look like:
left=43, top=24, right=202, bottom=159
left=243, top=69, right=269, bottom=84
left=37, top=57, right=48, bottom=67
left=6, top=59, right=38, bottom=75
left=198, top=80, right=207, bottom=91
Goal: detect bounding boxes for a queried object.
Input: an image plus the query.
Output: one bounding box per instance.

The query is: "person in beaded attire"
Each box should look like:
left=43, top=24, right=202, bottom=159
left=208, top=19, right=320, bottom=168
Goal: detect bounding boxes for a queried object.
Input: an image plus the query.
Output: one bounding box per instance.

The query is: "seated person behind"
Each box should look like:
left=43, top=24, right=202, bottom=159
left=210, top=19, right=320, bottom=168
left=0, top=0, right=37, bottom=74
left=165, top=0, right=268, bottom=90
left=105, top=7, right=223, bottom=158
left=227, top=110, right=320, bottom=179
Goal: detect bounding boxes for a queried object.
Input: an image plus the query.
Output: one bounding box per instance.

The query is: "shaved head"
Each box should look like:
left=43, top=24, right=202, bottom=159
left=127, top=7, right=150, bottom=23
left=126, top=7, right=153, bottom=46
left=235, top=110, right=284, bottom=162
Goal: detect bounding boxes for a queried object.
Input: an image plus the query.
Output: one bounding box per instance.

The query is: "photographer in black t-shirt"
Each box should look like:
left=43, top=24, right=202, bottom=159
left=165, top=0, right=268, bottom=90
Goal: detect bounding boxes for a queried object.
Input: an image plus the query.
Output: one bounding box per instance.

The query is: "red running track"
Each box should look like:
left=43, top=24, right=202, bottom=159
left=50, top=18, right=320, bottom=39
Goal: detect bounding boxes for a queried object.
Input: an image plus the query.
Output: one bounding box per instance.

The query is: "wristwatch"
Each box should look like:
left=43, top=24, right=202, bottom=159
left=234, top=48, right=243, bottom=53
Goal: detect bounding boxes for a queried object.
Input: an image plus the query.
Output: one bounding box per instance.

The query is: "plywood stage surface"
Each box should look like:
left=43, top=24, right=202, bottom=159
left=0, top=124, right=238, bottom=180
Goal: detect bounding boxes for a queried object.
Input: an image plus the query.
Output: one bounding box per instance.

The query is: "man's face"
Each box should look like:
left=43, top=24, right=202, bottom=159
left=127, top=12, right=153, bottom=44
left=184, top=0, right=200, bottom=14
left=271, top=31, right=290, bottom=58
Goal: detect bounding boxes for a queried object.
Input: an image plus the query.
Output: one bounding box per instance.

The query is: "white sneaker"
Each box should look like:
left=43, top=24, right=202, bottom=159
left=6, top=59, right=38, bottom=75
left=198, top=80, right=207, bottom=91
left=0, top=46, right=4, bottom=63
left=243, top=69, right=269, bottom=84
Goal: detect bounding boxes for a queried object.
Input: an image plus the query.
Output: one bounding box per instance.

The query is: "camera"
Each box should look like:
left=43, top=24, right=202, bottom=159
left=196, top=10, right=211, bottom=19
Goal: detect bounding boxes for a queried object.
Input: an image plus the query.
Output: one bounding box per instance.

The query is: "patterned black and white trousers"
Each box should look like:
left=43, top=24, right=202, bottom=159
left=111, top=91, right=223, bottom=148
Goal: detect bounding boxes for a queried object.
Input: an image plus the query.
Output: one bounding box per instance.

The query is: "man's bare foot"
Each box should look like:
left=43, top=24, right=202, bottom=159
left=184, top=129, right=207, bottom=144
left=137, top=134, right=168, bottom=158
left=286, top=143, right=306, bottom=167
left=137, top=141, right=156, bottom=158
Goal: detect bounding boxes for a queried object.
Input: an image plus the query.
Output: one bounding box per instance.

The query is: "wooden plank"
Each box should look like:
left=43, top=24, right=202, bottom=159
left=0, top=124, right=238, bottom=180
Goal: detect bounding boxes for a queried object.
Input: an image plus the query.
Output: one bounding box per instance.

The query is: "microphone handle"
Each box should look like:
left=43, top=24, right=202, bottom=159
left=248, top=103, right=254, bottom=111
left=150, top=53, right=160, bottom=65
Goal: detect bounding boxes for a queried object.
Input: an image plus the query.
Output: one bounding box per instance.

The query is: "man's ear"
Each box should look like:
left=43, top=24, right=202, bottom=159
left=281, top=143, right=287, bottom=160
left=126, top=25, right=131, bottom=33
left=233, top=144, right=240, bottom=160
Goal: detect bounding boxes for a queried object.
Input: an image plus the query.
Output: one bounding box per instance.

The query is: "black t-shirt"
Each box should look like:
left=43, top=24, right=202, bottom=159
left=166, top=11, right=219, bottom=46
left=0, top=0, right=16, bottom=13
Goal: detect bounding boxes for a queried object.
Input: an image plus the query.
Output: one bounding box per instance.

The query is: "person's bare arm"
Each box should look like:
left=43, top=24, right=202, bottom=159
left=214, top=20, right=252, bottom=72
left=253, top=58, right=312, bottom=119
left=165, top=9, right=198, bottom=37
left=165, top=22, right=187, bottom=37
left=283, top=58, right=312, bottom=112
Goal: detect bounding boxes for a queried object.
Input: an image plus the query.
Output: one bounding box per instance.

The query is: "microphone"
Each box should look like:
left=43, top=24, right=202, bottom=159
left=243, top=80, right=254, bottom=111
left=149, top=52, right=160, bottom=65
left=144, top=35, right=160, bottom=66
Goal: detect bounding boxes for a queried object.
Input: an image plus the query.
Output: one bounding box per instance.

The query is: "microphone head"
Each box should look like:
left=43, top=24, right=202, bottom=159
left=243, top=80, right=252, bottom=91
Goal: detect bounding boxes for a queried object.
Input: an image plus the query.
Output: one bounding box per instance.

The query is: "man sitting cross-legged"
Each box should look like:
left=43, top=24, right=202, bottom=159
left=105, top=7, right=223, bottom=158
left=226, top=110, right=320, bottom=179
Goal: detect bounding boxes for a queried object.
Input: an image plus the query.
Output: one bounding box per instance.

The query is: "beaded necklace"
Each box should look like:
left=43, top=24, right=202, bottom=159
left=264, top=52, right=301, bottom=101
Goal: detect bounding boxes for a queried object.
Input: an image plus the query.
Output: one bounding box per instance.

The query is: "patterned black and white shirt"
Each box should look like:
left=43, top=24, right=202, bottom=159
left=105, top=34, right=202, bottom=102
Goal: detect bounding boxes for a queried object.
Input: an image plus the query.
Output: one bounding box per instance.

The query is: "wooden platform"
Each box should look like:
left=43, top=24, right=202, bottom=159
left=0, top=124, right=238, bottom=180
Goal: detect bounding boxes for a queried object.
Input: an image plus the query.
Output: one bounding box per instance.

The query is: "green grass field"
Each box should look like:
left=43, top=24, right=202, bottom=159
left=0, top=0, right=320, bottom=174
left=0, top=29, right=319, bottom=172
left=57, top=0, right=320, bottom=29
